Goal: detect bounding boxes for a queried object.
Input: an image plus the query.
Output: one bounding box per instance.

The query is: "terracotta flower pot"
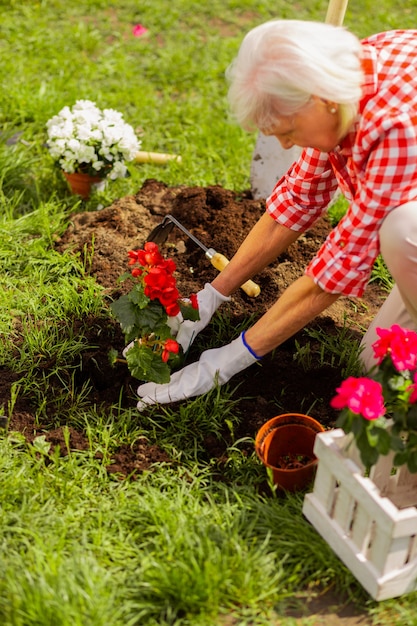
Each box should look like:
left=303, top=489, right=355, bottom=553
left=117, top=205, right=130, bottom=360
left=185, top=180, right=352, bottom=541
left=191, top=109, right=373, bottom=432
left=63, top=171, right=105, bottom=199
left=255, top=413, right=325, bottom=492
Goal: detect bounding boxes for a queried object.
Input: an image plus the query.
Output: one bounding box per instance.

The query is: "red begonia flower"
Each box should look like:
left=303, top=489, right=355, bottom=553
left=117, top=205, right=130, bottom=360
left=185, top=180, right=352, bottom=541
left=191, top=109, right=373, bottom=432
left=161, top=338, right=179, bottom=362
left=190, top=293, right=199, bottom=310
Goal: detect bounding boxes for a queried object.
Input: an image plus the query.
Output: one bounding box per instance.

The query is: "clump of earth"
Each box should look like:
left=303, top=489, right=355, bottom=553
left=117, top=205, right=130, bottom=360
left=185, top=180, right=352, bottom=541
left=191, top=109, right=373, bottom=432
left=3, top=179, right=387, bottom=477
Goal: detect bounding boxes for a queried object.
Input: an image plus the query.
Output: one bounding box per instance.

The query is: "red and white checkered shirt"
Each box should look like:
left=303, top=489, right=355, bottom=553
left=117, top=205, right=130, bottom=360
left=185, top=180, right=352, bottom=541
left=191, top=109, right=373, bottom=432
left=266, top=30, right=417, bottom=297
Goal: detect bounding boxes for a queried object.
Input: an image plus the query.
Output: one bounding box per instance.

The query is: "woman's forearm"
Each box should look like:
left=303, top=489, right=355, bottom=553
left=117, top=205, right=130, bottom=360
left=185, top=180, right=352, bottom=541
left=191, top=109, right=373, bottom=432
left=245, top=275, right=340, bottom=356
left=211, top=211, right=300, bottom=296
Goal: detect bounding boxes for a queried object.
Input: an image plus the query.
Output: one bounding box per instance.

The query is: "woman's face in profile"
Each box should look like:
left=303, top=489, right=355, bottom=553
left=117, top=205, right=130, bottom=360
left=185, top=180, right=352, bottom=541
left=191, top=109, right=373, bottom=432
left=261, top=96, right=343, bottom=153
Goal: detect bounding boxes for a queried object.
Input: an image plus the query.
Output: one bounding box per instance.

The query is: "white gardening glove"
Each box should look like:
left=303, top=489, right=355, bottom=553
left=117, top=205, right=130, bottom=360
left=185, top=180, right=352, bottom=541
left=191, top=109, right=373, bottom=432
left=174, top=283, right=231, bottom=351
left=136, top=331, right=261, bottom=409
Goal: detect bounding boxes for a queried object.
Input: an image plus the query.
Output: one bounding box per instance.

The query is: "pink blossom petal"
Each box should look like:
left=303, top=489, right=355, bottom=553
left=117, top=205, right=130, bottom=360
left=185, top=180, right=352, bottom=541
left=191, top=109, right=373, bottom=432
left=372, top=324, right=417, bottom=371
left=330, top=377, right=385, bottom=420
left=132, top=24, right=148, bottom=37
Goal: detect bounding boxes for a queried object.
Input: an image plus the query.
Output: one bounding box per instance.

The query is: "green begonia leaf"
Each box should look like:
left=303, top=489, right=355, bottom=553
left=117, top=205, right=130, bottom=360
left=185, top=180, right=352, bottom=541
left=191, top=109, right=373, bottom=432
left=406, top=453, right=417, bottom=473
left=179, top=300, right=200, bottom=321
left=375, top=426, right=391, bottom=455
left=125, top=342, right=171, bottom=384
left=110, top=295, right=138, bottom=335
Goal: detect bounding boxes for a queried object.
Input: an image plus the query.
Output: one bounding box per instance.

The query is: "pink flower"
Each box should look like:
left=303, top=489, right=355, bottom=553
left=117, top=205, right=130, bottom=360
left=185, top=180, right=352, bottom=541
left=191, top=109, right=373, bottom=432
left=372, top=325, right=417, bottom=371
left=132, top=24, right=148, bottom=37
left=330, top=376, right=385, bottom=420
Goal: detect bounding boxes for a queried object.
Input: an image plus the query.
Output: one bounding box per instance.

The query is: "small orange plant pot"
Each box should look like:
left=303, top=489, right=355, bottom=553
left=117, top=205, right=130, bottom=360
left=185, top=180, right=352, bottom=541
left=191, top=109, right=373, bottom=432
left=255, top=413, right=325, bottom=492
left=63, top=171, right=104, bottom=199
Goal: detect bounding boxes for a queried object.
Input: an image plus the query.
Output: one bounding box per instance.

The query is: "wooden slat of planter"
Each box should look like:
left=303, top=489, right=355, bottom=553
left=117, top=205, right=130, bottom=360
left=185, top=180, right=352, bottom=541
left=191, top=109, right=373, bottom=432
left=333, top=485, right=355, bottom=533
left=312, top=460, right=338, bottom=513
left=350, top=501, right=372, bottom=553
left=370, top=524, right=411, bottom=575
left=408, top=534, right=417, bottom=563
left=372, top=453, right=417, bottom=509
left=370, top=451, right=396, bottom=491
left=376, top=559, right=417, bottom=600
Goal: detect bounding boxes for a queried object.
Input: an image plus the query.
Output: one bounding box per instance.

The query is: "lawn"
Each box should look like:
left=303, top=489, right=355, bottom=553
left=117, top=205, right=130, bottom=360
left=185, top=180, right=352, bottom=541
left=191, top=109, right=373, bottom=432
left=1, top=1, right=417, bottom=624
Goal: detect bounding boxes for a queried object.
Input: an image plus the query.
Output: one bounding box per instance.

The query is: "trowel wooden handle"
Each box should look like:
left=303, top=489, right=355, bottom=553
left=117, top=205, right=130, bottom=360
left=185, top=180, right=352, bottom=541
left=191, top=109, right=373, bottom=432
left=134, top=151, right=182, bottom=164
left=209, top=252, right=261, bottom=298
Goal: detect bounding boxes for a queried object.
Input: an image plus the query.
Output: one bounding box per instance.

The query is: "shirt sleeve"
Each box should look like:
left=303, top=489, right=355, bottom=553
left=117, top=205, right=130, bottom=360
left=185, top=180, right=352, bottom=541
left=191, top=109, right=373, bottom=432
left=307, top=108, right=417, bottom=297
left=266, top=148, right=339, bottom=231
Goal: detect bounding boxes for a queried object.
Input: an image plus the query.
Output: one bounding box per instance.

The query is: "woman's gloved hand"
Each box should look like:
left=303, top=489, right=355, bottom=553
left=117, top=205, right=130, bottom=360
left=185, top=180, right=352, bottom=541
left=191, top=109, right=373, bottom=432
left=136, top=331, right=261, bottom=409
left=174, top=283, right=231, bottom=351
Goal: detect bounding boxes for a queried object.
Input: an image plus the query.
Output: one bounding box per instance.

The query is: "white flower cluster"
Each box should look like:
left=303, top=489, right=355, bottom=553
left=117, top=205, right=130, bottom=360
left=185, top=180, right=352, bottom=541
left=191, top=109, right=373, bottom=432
left=46, top=100, right=141, bottom=179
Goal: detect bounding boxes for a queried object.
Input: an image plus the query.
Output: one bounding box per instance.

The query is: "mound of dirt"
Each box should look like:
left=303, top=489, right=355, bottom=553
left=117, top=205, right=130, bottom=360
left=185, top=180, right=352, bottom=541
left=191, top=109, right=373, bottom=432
left=3, top=179, right=387, bottom=477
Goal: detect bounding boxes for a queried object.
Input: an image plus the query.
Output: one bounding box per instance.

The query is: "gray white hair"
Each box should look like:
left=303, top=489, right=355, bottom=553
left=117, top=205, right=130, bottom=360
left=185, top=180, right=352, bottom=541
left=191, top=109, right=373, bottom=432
left=226, top=20, right=363, bottom=134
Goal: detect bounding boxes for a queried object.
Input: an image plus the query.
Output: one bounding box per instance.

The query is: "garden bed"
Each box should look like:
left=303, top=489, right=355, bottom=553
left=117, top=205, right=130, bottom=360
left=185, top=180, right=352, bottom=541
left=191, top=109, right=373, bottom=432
left=3, top=180, right=387, bottom=478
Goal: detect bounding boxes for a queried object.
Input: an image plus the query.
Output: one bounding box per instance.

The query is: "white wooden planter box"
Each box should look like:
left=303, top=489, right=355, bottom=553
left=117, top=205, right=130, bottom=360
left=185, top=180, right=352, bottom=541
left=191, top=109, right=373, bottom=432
left=303, top=429, right=417, bottom=601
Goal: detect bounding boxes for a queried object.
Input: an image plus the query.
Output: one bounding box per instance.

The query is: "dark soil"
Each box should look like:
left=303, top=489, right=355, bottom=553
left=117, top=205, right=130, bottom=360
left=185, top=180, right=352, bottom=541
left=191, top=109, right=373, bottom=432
left=3, top=179, right=387, bottom=479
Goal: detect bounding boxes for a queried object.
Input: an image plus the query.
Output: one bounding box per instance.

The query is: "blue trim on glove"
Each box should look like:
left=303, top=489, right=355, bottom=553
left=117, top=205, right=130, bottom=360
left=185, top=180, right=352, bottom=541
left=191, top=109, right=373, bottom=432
left=241, top=331, right=262, bottom=360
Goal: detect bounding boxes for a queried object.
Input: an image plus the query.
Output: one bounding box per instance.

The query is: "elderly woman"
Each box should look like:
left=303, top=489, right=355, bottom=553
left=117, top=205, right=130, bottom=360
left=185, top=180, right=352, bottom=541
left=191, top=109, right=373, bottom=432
left=136, top=19, right=417, bottom=408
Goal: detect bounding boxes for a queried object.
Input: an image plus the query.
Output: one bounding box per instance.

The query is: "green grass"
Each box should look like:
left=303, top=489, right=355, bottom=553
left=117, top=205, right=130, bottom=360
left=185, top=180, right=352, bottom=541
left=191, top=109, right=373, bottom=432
left=1, top=0, right=417, bottom=624
left=0, top=437, right=358, bottom=626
